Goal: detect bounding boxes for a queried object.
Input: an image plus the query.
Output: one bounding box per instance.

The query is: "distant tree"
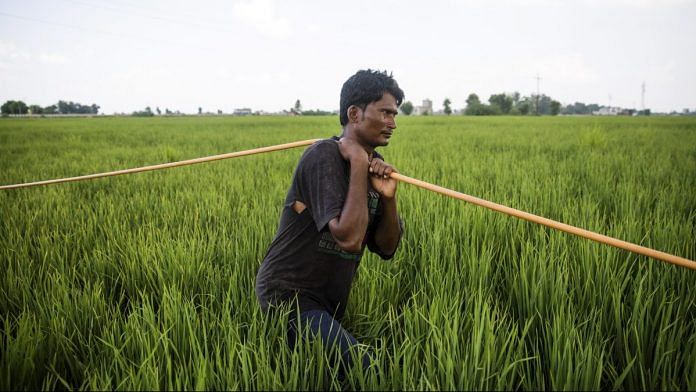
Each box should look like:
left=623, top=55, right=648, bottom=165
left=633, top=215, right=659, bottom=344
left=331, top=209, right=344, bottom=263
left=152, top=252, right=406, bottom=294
left=198, top=107, right=202, bottom=115
left=292, top=99, right=302, bottom=115
left=511, top=92, right=521, bottom=106
left=29, top=104, right=43, bottom=115
left=217, top=109, right=222, bottom=115
left=302, top=109, right=333, bottom=116
left=574, top=102, right=588, bottom=114
left=587, top=104, right=600, bottom=113
left=488, top=93, right=513, bottom=114
left=57, top=100, right=69, bottom=114
left=443, top=98, right=452, bottom=115
left=132, top=107, right=154, bottom=117
left=156, top=107, right=161, bottom=115
left=465, top=94, right=487, bottom=115
left=1, top=100, right=28, bottom=115
left=484, top=104, right=502, bottom=115
left=550, top=100, right=561, bottom=116
left=517, top=100, right=531, bottom=115
left=536, top=95, right=556, bottom=115
left=17, top=100, right=29, bottom=114
left=562, top=101, right=606, bottom=115
left=43, top=104, right=58, bottom=115
left=53, top=100, right=97, bottom=114
left=400, top=101, right=414, bottom=115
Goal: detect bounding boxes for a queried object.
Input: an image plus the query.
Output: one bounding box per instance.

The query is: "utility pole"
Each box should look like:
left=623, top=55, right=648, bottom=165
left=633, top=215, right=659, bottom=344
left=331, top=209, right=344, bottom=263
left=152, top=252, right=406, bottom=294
left=535, top=73, right=541, bottom=115
left=641, top=81, right=646, bottom=111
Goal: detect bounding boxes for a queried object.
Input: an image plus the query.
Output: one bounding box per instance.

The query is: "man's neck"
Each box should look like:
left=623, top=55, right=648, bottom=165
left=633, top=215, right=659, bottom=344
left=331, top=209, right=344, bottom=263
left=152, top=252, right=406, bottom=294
left=340, top=128, right=375, bottom=155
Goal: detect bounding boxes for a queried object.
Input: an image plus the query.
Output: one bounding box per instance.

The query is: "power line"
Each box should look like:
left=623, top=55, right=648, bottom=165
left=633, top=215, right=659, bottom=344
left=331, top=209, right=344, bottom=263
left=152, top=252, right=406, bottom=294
left=87, top=0, right=235, bottom=28
left=0, top=10, right=220, bottom=53
left=57, top=0, right=237, bottom=34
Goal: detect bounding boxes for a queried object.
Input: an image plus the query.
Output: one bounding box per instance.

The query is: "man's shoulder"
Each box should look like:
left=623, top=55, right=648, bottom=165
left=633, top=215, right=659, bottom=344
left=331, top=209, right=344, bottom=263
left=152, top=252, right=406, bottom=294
left=302, top=137, right=340, bottom=161
left=309, top=137, right=339, bottom=151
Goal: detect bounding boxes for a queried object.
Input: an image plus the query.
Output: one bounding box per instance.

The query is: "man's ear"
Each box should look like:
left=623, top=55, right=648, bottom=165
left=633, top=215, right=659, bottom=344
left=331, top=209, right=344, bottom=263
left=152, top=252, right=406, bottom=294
left=347, top=105, right=361, bottom=123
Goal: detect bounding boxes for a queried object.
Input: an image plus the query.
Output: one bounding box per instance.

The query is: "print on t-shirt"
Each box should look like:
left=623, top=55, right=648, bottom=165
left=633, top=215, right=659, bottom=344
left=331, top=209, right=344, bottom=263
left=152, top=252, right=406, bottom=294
left=316, top=190, right=381, bottom=262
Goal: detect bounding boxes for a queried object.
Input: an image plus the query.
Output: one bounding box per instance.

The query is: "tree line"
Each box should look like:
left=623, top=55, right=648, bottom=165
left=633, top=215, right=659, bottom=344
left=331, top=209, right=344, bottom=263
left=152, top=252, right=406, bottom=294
left=400, top=92, right=649, bottom=116
left=464, top=92, right=562, bottom=115
left=1, top=100, right=100, bottom=116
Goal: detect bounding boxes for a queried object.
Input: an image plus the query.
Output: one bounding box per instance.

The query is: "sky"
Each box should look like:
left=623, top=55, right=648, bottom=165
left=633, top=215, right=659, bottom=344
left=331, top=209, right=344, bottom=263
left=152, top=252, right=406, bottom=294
left=1, top=0, right=695, bottom=114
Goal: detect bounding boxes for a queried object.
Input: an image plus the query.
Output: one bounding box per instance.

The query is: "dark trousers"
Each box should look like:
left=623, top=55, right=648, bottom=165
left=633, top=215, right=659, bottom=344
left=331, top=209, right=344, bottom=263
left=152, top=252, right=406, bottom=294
left=287, top=309, right=371, bottom=379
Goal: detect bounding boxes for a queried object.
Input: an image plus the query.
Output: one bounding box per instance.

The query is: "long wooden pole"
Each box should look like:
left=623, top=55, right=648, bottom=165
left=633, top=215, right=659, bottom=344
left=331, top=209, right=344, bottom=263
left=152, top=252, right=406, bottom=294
left=0, top=139, right=320, bottom=190
left=390, top=172, right=696, bottom=271
left=2, top=138, right=693, bottom=270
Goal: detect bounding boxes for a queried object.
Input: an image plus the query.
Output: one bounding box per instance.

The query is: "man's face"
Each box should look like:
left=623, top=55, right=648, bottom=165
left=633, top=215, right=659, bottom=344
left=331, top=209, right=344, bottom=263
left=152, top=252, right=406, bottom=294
left=354, top=93, right=399, bottom=148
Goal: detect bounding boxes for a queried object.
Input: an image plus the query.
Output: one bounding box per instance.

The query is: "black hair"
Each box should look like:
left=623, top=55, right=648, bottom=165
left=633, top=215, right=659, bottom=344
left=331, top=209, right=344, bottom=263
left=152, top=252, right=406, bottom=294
left=339, top=69, right=405, bottom=126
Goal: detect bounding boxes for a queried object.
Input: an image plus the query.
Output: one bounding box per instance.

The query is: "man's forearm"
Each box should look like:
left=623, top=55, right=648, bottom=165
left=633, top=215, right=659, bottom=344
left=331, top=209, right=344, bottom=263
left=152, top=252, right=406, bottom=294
left=373, top=196, right=401, bottom=255
left=328, top=160, right=370, bottom=252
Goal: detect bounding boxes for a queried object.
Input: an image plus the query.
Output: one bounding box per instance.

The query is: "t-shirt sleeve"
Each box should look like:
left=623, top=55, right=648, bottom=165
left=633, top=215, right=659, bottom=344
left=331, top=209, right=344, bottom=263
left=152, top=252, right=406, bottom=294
left=296, top=141, right=348, bottom=232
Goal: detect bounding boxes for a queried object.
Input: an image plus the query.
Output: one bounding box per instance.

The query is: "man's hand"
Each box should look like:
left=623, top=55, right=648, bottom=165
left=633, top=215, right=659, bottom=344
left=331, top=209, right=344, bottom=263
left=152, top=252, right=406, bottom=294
left=369, top=158, right=398, bottom=199
left=337, top=138, right=369, bottom=164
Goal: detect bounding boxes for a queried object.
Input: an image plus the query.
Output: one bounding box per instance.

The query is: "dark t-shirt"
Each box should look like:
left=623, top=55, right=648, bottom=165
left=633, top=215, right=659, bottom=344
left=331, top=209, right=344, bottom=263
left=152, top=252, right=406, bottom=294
left=255, top=137, right=401, bottom=320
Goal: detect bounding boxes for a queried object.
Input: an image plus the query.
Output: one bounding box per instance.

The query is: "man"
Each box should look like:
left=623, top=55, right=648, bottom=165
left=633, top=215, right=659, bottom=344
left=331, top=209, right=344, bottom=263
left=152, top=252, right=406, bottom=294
left=255, top=69, right=404, bottom=376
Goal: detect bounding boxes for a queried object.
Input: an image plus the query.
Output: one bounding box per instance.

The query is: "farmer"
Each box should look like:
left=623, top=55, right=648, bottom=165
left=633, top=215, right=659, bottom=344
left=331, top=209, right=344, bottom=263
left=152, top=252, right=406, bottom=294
left=255, top=69, right=405, bottom=377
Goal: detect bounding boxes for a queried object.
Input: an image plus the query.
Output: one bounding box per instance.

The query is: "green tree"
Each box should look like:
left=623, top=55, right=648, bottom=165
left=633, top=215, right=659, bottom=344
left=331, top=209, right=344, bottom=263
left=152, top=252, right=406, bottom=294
left=550, top=100, right=561, bottom=116
left=29, top=104, right=43, bottom=115
left=488, top=93, right=513, bottom=114
left=132, top=107, right=154, bottom=117
left=466, top=93, right=480, bottom=107
left=1, top=100, right=28, bottom=115
left=16, top=100, right=28, bottom=115
left=400, top=101, right=414, bottom=115
left=516, top=99, right=531, bottom=115
left=443, top=98, right=452, bottom=115
left=292, top=99, right=302, bottom=115
left=465, top=94, right=486, bottom=115
left=57, top=100, right=70, bottom=114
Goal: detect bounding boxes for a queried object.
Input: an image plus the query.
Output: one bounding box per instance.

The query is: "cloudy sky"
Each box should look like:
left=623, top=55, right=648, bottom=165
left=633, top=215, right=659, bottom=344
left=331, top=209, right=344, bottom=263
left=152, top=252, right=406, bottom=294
left=1, top=0, right=694, bottom=114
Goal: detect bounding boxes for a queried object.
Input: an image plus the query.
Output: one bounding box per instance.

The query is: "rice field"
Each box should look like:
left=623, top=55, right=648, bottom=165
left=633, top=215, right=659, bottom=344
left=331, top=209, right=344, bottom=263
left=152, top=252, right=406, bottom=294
left=1, top=115, right=695, bottom=390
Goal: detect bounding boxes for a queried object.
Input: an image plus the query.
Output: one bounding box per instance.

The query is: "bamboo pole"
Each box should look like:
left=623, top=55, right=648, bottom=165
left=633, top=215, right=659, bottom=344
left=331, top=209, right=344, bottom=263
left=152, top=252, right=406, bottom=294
left=390, top=172, right=696, bottom=271
left=2, top=137, right=693, bottom=271
left=0, top=139, right=320, bottom=190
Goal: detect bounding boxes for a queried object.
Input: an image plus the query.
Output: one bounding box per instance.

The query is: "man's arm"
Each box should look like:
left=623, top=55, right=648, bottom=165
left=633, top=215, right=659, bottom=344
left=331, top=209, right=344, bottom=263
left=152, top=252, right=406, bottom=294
left=368, top=158, right=402, bottom=256
left=327, top=139, right=371, bottom=253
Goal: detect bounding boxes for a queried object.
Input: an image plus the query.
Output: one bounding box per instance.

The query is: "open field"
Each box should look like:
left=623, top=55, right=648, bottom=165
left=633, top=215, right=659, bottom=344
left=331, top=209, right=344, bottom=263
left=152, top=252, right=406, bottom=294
left=1, top=115, right=695, bottom=390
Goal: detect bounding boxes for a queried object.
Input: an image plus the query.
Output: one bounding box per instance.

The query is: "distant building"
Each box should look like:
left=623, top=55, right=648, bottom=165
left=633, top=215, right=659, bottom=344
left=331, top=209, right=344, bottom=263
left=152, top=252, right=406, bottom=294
left=233, top=108, right=252, bottom=116
left=415, top=99, right=433, bottom=115
left=593, top=106, right=621, bottom=116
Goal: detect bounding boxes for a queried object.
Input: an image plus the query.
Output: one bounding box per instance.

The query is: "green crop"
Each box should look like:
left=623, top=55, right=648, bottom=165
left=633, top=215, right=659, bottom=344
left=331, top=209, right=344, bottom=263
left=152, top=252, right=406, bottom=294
left=1, top=115, right=695, bottom=390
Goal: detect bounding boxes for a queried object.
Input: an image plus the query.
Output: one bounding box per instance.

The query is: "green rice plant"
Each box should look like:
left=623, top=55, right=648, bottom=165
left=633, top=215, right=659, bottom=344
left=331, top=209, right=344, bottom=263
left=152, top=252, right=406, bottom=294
left=1, top=115, right=695, bottom=390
